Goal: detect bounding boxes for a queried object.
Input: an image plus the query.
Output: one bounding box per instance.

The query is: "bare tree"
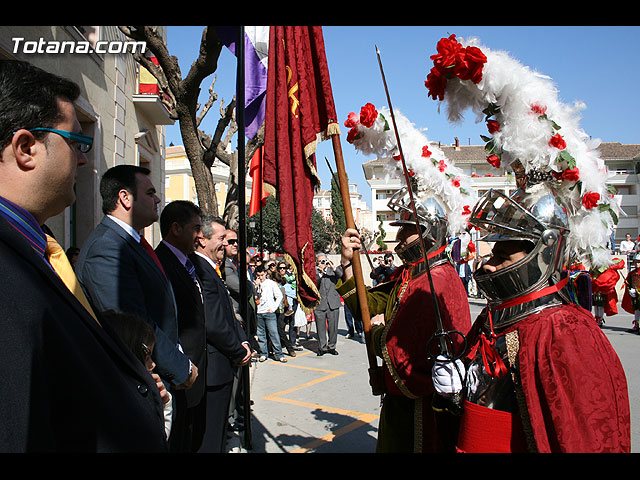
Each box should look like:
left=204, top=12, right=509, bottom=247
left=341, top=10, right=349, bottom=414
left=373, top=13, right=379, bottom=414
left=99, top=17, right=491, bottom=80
left=118, top=25, right=264, bottom=230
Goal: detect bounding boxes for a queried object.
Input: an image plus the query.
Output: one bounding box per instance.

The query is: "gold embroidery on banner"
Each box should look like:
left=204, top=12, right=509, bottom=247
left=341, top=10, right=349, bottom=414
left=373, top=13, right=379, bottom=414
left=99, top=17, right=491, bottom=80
left=285, top=66, right=299, bottom=119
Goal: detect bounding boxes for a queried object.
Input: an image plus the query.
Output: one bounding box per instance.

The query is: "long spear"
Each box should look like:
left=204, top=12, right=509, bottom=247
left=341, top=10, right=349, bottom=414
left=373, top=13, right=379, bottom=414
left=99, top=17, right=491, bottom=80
left=375, top=45, right=464, bottom=363
left=328, top=134, right=385, bottom=395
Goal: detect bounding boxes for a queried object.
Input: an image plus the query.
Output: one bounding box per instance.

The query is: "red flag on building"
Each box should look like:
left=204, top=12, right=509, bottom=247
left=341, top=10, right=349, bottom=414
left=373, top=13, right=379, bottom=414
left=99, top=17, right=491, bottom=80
left=263, top=26, right=340, bottom=310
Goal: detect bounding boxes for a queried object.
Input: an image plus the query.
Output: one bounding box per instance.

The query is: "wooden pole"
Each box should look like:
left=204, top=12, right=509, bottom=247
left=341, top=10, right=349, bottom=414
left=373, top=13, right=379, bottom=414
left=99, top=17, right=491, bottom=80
left=330, top=133, right=385, bottom=396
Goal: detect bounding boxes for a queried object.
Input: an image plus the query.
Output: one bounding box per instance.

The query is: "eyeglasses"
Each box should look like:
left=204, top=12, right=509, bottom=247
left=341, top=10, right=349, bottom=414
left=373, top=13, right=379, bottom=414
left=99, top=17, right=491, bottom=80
left=28, top=127, right=93, bottom=153
left=227, top=239, right=238, bottom=245
left=278, top=266, right=286, bottom=270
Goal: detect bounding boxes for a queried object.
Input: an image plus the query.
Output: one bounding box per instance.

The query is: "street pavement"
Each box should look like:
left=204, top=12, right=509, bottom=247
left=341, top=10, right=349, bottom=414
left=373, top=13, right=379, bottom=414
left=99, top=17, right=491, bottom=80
left=226, top=297, right=640, bottom=453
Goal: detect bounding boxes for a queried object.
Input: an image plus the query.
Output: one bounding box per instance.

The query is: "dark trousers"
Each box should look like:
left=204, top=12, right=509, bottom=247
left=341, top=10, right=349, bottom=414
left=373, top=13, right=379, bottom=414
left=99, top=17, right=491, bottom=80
left=344, top=304, right=363, bottom=335
left=197, top=382, right=233, bottom=453
left=315, top=307, right=339, bottom=351
left=169, top=390, right=206, bottom=452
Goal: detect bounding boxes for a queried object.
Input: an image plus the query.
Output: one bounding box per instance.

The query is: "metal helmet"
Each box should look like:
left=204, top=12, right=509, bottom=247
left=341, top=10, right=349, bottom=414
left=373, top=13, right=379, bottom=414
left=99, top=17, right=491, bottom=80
left=469, top=182, right=570, bottom=304
left=387, top=185, right=448, bottom=265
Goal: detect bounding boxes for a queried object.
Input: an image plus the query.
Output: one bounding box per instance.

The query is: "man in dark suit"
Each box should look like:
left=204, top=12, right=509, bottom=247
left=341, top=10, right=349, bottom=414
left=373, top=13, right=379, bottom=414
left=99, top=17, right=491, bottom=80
left=191, top=215, right=252, bottom=453
left=75, top=166, right=198, bottom=442
left=0, top=60, right=167, bottom=452
left=314, top=252, right=344, bottom=356
left=155, top=200, right=207, bottom=452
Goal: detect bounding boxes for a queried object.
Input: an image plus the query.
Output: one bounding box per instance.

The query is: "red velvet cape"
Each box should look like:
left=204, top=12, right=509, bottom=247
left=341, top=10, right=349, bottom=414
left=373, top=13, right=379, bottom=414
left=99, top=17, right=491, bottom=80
left=465, top=303, right=630, bottom=453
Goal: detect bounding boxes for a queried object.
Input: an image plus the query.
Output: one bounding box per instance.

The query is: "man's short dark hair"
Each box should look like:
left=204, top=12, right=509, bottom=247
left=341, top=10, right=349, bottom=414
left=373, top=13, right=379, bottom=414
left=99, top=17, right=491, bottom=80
left=100, top=165, right=151, bottom=215
left=159, top=200, right=202, bottom=238
left=200, top=214, right=226, bottom=240
left=0, top=60, right=81, bottom=151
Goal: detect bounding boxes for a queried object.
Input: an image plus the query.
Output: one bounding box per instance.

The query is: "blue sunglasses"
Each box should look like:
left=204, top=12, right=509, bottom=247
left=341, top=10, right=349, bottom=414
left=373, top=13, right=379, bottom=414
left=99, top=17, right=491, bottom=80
left=27, top=127, right=93, bottom=153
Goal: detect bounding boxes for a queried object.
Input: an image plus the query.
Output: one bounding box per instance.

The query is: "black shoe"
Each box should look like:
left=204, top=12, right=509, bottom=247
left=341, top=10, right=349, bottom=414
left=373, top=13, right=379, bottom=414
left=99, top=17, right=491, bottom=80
left=317, top=350, right=326, bottom=356
left=327, top=349, right=339, bottom=355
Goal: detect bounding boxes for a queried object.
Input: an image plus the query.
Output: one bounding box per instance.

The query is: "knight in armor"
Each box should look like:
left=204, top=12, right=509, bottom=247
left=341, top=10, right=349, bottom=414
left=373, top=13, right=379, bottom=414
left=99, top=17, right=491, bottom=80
left=622, top=253, right=640, bottom=333
left=427, top=34, right=630, bottom=453
left=337, top=104, right=473, bottom=452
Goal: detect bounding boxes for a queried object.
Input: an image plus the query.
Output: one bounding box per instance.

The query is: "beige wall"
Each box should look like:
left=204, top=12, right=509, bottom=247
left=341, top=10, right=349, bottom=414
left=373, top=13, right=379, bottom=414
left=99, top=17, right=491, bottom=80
left=0, top=26, right=170, bottom=248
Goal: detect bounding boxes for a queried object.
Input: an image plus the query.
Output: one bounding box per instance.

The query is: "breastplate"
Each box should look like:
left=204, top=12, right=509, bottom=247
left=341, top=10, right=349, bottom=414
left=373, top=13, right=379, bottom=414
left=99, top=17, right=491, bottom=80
left=464, top=334, right=519, bottom=413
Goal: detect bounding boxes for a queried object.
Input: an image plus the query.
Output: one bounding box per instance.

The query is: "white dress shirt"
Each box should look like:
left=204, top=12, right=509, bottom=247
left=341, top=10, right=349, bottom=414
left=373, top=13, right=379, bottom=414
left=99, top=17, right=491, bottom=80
left=257, top=278, right=283, bottom=314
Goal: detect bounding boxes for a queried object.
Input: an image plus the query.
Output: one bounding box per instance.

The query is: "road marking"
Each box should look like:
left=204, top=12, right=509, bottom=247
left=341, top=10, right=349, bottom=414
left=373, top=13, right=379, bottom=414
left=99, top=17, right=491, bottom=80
left=260, top=360, right=379, bottom=452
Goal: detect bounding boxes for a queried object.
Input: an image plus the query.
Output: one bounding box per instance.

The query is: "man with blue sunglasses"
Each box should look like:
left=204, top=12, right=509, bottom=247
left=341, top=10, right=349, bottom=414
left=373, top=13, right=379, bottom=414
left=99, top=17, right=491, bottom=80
left=0, top=59, right=168, bottom=452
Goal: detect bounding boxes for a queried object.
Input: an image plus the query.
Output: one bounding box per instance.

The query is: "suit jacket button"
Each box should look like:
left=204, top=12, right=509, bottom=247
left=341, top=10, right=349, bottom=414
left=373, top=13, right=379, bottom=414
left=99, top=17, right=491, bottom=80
left=137, top=384, right=149, bottom=396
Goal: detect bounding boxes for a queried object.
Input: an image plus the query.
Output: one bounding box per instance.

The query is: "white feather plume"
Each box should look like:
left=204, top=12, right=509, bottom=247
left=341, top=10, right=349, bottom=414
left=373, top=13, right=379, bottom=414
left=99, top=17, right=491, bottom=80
left=426, top=34, right=617, bottom=271
left=346, top=105, right=475, bottom=237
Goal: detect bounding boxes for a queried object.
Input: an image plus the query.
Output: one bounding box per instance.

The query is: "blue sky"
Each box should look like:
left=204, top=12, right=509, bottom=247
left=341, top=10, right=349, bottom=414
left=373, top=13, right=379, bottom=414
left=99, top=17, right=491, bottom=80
left=165, top=26, right=640, bottom=208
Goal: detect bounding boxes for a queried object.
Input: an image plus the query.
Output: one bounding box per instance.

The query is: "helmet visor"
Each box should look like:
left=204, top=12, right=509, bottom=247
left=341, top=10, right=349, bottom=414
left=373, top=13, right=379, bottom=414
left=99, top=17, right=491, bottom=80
left=469, top=189, right=544, bottom=242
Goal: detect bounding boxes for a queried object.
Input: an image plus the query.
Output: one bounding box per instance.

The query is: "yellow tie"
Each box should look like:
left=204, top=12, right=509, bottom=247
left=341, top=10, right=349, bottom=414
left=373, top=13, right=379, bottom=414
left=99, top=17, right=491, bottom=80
left=45, top=235, right=100, bottom=326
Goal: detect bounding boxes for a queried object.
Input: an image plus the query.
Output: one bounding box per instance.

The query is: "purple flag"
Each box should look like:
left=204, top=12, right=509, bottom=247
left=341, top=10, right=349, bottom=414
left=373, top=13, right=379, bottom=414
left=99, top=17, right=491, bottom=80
left=214, top=26, right=269, bottom=139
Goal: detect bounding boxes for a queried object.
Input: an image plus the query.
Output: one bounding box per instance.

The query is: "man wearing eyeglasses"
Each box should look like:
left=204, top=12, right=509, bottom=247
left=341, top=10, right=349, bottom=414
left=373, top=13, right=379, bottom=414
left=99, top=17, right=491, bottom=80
left=0, top=60, right=167, bottom=452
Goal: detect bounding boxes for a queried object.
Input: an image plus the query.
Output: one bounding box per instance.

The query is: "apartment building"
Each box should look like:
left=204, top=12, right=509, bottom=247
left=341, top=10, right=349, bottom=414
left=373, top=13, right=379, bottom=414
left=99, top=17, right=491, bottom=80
left=312, top=182, right=373, bottom=232
left=364, top=139, right=640, bottom=251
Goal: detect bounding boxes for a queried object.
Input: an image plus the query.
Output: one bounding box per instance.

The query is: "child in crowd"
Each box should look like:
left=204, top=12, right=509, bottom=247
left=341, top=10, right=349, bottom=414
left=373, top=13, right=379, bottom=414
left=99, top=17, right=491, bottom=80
left=100, top=310, right=173, bottom=440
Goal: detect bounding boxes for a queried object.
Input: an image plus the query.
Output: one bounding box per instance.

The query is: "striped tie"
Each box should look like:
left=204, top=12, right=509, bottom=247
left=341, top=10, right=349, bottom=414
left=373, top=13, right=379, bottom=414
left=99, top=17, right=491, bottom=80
left=45, top=235, right=100, bottom=326
left=185, top=257, right=197, bottom=282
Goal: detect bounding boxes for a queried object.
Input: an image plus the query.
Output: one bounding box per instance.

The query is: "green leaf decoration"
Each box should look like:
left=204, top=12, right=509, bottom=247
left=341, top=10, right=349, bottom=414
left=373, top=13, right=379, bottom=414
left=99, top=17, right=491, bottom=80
left=379, top=113, right=390, bottom=131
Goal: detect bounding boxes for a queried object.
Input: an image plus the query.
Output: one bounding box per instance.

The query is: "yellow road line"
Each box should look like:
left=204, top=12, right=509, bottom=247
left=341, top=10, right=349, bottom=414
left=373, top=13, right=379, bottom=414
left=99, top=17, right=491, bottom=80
left=259, top=360, right=379, bottom=452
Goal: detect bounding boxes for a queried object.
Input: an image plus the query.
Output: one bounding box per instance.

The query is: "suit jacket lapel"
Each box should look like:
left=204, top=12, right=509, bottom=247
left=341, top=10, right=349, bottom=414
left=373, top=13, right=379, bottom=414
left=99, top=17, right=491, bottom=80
left=101, top=216, right=168, bottom=285
left=0, top=217, right=149, bottom=381
left=156, top=242, right=202, bottom=305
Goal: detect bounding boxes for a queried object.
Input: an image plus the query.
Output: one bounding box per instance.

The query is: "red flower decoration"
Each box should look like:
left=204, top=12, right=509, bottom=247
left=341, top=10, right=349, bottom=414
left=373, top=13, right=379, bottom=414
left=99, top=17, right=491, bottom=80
left=530, top=103, right=547, bottom=115
left=452, top=176, right=461, bottom=188
left=344, top=112, right=359, bottom=128
left=582, top=191, right=600, bottom=210
left=431, top=34, right=466, bottom=70
left=425, top=66, right=447, bottom=101
left=408, top=168, right=416, bottom=177
left=487, top=119, right=500, bottom=134
left=359, top=103, right=378, bottom=128
left=455, top=45, right=487, bottom=84
left=462, top=205, right=471, bottom=215
left=487, top=154, right=501, bottom=168
left=425, top=34, right=487, bottom=101
left=421, top=145, right=432, bottom=158
left=562, top=168, right=580, bottom=182
left=393, top=154, right=403, bottom=162
left=346, top=127, right=359, bottom=144
left=549, top=134, right=567, bottom=150
left=438, top=160, right=447, bottom=172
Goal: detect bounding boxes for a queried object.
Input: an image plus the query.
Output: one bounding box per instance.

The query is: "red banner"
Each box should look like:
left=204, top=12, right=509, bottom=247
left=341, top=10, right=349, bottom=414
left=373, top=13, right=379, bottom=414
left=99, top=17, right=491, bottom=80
left=263, top=26, right=339, bottom=310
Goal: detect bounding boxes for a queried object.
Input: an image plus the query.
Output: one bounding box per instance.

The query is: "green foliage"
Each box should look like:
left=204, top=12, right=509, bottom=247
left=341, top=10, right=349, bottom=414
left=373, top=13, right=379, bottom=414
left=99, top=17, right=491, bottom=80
left=246, top=195, right=333, bottom=254
left=376, top=216, right=387, bottom=251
